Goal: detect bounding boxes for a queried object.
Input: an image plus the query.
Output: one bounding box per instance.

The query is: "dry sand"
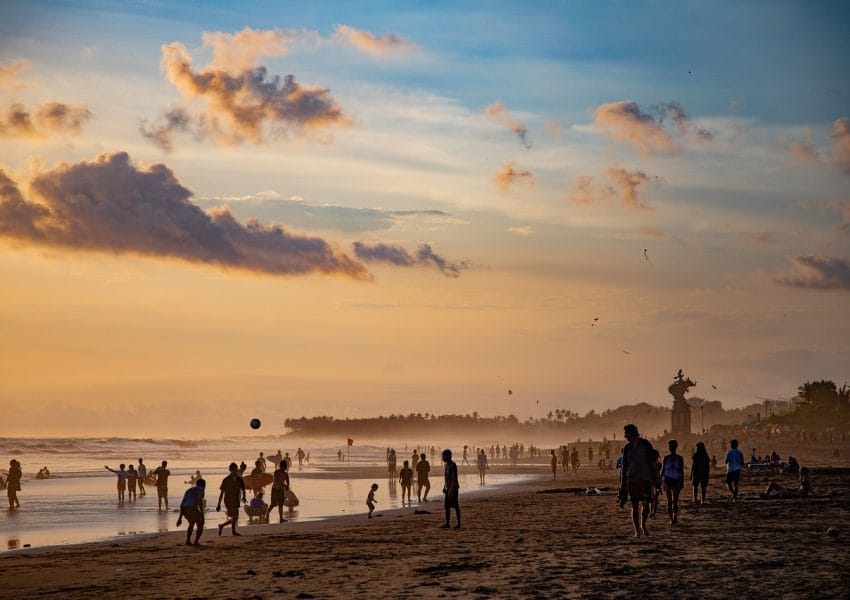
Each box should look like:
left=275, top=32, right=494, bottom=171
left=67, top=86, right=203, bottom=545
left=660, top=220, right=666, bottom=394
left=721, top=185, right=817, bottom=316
left=1, top=465, right=849, bottom=599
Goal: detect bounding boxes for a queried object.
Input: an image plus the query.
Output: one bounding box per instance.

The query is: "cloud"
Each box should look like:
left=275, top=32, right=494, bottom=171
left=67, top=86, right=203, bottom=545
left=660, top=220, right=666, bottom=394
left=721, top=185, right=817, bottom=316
left=484, top=101, right=531, bottom=148
left=604, top=167, right=652, bottom=210
left=508, top=225, right=534, bottom=236
left=592, top=100, right=712, bottom=156
left=566, top=175, right=595, bottom=205
left=353, top=241, right=467, bottom=277
left=333, top=25, right=413, bottom=56
left=0, top=101, right=91, bottom=139
left=788, top=140, right=820, bottom=164
left=829, top=117, right=850, bottom=173
left=773, top=256, right=850, bottom=291
left=0, top=59, right=28, bottom=90
left=492, top=161, right=534, bottom=192
left=0, top=152, right=368, bottom=279
left=143, top=29, right=350, bottom=150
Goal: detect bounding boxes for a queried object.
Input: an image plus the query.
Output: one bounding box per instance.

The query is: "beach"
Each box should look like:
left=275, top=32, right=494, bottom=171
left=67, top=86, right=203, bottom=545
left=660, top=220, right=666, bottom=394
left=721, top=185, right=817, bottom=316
left=2, top=463, right=848, bottom=599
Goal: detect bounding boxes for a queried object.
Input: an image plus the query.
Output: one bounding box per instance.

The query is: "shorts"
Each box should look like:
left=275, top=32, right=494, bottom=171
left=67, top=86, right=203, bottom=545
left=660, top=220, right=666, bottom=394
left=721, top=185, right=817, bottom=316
left=181, top=505, right=204, bottom=524
left=725, top=470, right=741, bottom=485
left=444, top=491, right=460, bottom=509
left=627, top=480, right=653, bottom=504
left=417, top=477, right=430, bottom=487
left=270, top=488, right=285, bottom=506
left=663, top=476, right=684, bottom=491
left=692, top=475, right=709, bottom=490
left=225, top=503, right=240, bottom=518
left=157, top=486, right=168, bottom=498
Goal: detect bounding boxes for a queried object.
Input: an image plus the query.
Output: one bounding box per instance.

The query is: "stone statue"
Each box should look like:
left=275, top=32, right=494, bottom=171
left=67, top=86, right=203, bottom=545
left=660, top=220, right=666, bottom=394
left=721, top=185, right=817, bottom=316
left=668, top=370, right=695, bottom=437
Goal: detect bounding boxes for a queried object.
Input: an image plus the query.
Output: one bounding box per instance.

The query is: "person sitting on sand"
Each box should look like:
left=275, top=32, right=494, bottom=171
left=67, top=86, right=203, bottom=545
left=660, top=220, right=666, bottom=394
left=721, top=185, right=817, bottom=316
left=250, top=490, right=268, bottom=513
left=761, top=467, right=814, bottom=499
left=661, top=440, right=685, bottom=525
left=177, top=478, right=205, bottom=546
left=619, top=424, right=657, bottom=538
left=217, top=462, right=246, bottom=536
left=153, top=461, right=170, bottom=511
left=7, top=460, right=22, bottom=510
left=266, top=459, right=290, bottom=523
left=367, top=483, right=378, bottom=518
left=416, top=453, right=431, bottom=502
left=399, top=461, right=413, bottom=505
left=127, top=464, right=138, bottom=502
left=137, top=459, right=147, bottom=496
left=691, top=442, right=710, bottom=504
left=441, top=449, right=461, bottom=529
left=105, top=464, right=129, bottom=504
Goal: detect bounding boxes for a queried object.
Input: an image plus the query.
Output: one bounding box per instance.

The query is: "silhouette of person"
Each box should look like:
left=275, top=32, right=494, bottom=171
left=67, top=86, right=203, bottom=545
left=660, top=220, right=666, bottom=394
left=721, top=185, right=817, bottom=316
left=691, top=442, right=710, bottom=504
left=266, top=459, right=289, bottom=523
left=477, top=449, right=488, bottom=484
left=217, top=462, right=246, bottom=536
left=127, top=465, right=138, bottom=502
left=620, top=424, right=657, bottom=537
left=416, top=453, right=431, bottom=502
left=296, top=448, right=306, bottom=467
left=550, top=449, right=558, bottom=480
left=105, top=463, right=129, bottom=504
left=724, top=439, right=745, bottom=502
left=441, top=449, right=461, bottom=529
left=153, top=461, right=170, bottom=511
left=177, top=478, right=206, bottom=546
left=257, top=452, right=267, bottom=473
left=661, top=440, right=684, bottom=525
left=7, top=460, right=22, bottom=510
left=399, top=461, right=413, bottom=504
left=137, top=458, right=147, bottom=496
left=367, top=483, right=378, bottom=518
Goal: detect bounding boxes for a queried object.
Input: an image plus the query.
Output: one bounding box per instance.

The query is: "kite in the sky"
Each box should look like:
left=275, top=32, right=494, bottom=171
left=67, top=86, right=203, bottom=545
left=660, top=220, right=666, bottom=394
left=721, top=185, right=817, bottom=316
left=508, top=389, right=513, bottom=395
left=622, top=350, right=631, bottom=355
left=644, top=249, right=652, bottom=265
left=712, top=384, right=718, bottom=390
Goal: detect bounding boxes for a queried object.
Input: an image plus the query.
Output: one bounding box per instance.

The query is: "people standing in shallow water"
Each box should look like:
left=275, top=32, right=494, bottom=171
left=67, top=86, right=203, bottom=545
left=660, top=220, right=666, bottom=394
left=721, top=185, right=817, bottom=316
left=441, top=449, right=461, bottom=529
left=137, top=458, right=147, bottom=496
left=661, top=440, right=684, bottom=525
left=177, top=478, right=205, bottom=546
left=153, top=461, right=170, bottom=511
left=399, top=461, right=413, bottom=505
left=7, top=460, right=22, bottom=510
left=462, top=445, right=470, bottom=466
left=691, top=442, right=710, bottom=504
left=724, top=439, right=745, bottom=503
left=388, top=449, right=397, bottom=477
left=477, top=448, right=488, bottom=484
left=416, top=453, right=431, bottom=502
left=126, top=465, right=138, bottom=502
left=619, top=424, right=657, bottom=538
left=105, top=464, right=129, bottom=504
left=266, top=459, right=289, bottom=523
left=367, top=483, right=378, bottom=518
left=217, top=462, right=246, bottom=536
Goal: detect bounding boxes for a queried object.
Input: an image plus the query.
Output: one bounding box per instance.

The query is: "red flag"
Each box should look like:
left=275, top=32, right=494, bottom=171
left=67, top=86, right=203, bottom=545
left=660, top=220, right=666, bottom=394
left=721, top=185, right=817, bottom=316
left=347, top=438, right=354, bottom=446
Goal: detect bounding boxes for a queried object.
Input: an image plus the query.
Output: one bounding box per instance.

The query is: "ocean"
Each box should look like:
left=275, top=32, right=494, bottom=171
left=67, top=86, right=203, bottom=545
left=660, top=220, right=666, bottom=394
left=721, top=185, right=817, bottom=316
left=0, top=437, right=530, bottom=551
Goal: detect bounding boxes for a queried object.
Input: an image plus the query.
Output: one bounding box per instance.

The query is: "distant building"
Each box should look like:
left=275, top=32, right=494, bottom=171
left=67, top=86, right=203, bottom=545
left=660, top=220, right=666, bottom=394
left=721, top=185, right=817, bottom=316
left=671, top=397, right=692, bottom=438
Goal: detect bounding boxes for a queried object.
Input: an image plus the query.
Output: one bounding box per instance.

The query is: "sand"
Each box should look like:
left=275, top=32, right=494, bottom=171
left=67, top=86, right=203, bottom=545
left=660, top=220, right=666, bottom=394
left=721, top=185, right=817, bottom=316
left=1, top=465, right=849, bottom=599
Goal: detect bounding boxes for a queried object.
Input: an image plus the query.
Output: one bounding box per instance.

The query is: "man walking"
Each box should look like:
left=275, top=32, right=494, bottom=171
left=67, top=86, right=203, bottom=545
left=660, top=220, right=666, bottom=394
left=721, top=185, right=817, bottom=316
left=416, top=452, right=431, bottom=502
left=725, top=438, right=745, bottom=502
left=441, top=449, right=461, bottom=529
left=619, top=424, right=657, bottom=537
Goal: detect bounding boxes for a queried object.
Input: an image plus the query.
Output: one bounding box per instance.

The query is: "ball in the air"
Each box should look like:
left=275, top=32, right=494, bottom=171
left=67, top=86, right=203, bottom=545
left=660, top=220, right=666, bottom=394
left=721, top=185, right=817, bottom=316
left=827, top=527, right=839, bottom=538
left=250, top=418, right=261, bottom=430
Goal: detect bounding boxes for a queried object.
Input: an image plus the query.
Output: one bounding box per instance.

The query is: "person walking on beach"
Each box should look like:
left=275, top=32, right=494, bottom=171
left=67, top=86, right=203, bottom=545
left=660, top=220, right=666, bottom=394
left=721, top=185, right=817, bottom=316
left=724, top=439, right=745, bottom=502
left=217, top=462, right=246, bottom=536
left=296, top=448, right=306, bottom=467
left=105, top=464, right=129, bottom=504
left=257, top=452, right=267, bottom=472
left=388, top=449, right=397, bottom=477
left=367, top=483, right=379, bottom=518
left=416, top=453, right=431, bottom=502
left=266, top=459, right=290, bottom=523
left=661, top=440, right=685, bottom=525
left=560, top=446, right=569, bottom=476
left=441, top=449, right=461, bottom=529
left=462, top=445, right=470, bottom=466
left=619, top=424, right=657, bottom=538
left=137, top=458, right=147, bottom=496
left=550, top=449, right=558, bottom=480
left=399, top=460, right=413, bottom=505
left=153, top=460, right=170, bottom=511
left=126, top=464, right=138, bottom=502
left=7, top=460, right=22, bottom=510
left=691, top=442, right=710, bottom=504
left=177, top=478, right=205, bottom=546
left=477, top=448, right=488, bottom=484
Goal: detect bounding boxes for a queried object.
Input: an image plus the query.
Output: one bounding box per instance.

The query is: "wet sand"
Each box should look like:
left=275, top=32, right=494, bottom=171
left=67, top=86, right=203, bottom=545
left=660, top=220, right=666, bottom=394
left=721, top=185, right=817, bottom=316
left=1, top=465, right=848, bottom=598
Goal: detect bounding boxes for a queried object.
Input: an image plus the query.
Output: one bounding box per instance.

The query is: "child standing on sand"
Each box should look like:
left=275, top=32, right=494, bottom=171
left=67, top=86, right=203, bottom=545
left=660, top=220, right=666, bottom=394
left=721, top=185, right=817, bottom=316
left=367, top=483, right=378, bottom=518
left=399, top=461, right=413, bottom=505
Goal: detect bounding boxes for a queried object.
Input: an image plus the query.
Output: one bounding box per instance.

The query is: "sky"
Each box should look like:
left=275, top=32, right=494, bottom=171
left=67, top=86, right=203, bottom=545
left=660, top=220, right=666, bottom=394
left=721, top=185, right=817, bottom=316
left=1, top=1, right=848, bottom=437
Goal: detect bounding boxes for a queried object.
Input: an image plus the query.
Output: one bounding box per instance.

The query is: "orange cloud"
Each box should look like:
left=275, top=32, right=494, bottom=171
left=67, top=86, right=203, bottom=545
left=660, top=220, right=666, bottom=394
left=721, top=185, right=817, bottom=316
left=0, top=152, right=368, bottom=279
left=829, top=117, right=850, bottom=173
left=604, top=167, right=652, bottom=210
left=774, top=256, right=850, bottom=291
left=142, top=31, right=350, bottom=151
left=484, top=101, right=531, bottom=148
left=0, top=101, right=91, bottom=139
left=0, top=59, right=28, bottom=90
left=492, top=161, right=534, bottom=192
left=333, top=25, right=413, bottom=56
left=567, top=175, right=595, bottom=205
left=593, top=100, right=680, bottom=156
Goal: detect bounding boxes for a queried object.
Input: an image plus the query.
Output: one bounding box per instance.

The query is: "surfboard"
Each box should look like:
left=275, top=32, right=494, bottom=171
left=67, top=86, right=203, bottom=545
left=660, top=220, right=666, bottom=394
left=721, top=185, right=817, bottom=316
left=284, top=489, right=299, bottom=508
left=242, top=472, right=274, bottom=489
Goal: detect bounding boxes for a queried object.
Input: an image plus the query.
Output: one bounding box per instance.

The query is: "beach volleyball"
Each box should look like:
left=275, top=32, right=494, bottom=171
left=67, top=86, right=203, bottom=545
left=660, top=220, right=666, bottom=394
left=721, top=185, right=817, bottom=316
left=250, top=418, right=261, bottom=430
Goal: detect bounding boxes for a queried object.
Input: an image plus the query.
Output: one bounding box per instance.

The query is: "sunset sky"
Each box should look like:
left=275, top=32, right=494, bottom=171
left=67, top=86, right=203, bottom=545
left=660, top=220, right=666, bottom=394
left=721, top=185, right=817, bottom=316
left=1, top=1, right=848, bottom=437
